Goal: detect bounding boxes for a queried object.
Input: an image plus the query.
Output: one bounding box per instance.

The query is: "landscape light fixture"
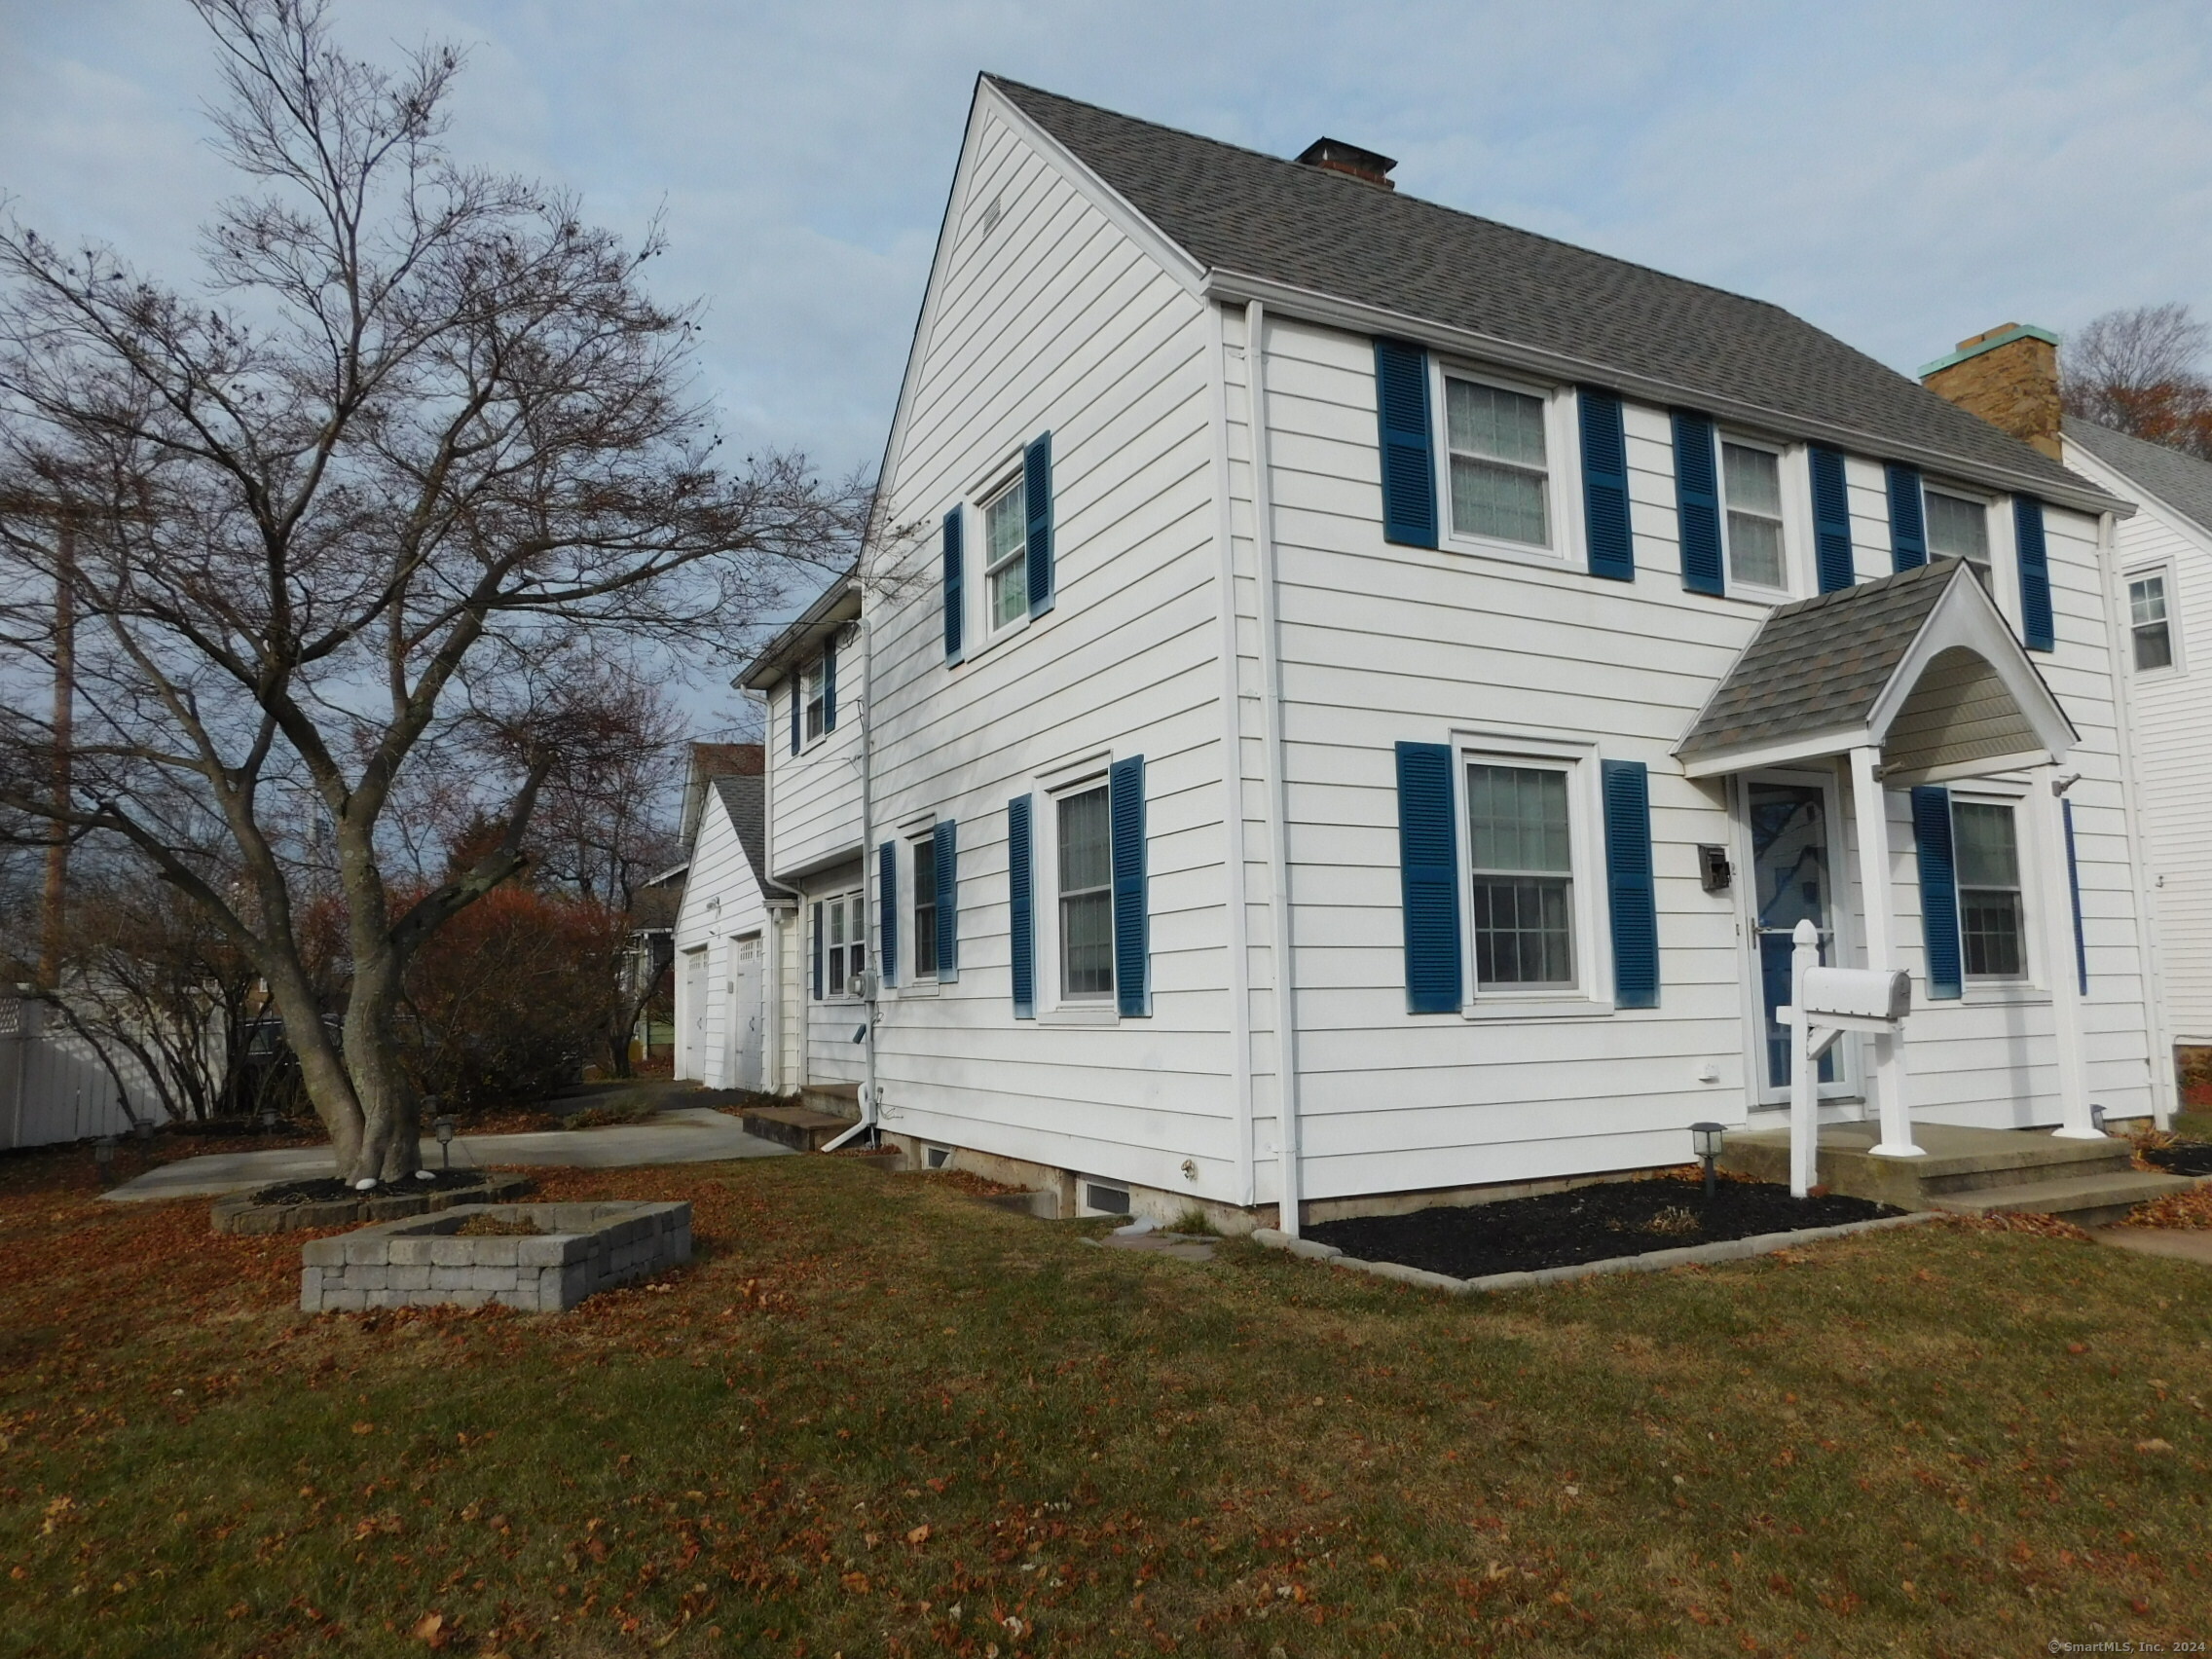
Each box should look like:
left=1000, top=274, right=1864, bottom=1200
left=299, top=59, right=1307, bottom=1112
left=256, top=1103, right=277, bottom=1134
left=2089, top=1103, right=2106, bottom=1135
left=1688, top=1122, right=1726, bottom=1199
left=433, top=1115, right=457, bottom=1170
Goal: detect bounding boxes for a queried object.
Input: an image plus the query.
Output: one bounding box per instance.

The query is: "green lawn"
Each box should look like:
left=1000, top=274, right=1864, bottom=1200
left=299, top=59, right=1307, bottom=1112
left=2, top=1150, right=2208, bottom=1656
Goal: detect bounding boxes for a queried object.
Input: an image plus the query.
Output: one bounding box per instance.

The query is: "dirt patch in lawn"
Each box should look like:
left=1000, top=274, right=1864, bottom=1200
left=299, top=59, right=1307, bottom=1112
left=1307, top=1169, right=1898, bottom=1278
left=246, top=1167, right=508, bottom=1205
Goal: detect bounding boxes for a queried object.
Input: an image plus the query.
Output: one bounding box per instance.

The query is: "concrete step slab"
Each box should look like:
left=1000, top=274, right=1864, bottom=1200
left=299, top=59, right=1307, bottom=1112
left=738, top=1106, right=858, bottom=1153
left=1927, top=1170, right=2197, bottom=1229
left=1721, top=1123, right=2137, bottom=1209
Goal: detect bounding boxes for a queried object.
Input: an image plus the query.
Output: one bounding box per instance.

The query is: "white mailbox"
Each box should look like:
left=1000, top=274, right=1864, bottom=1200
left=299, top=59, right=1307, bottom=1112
left=1800, top=965, right=1911, bottom=1027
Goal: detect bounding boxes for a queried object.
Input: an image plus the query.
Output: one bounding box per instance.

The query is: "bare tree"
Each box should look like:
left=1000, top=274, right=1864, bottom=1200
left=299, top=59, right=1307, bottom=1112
left=2062, top=303, right=2212, bottom=458
left=0, top=0, right=858, bottom=1182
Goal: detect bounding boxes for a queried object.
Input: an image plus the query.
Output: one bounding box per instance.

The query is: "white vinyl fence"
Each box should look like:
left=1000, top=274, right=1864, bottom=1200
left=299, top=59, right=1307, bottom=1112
left=0, top=996, right=158, bottom=1151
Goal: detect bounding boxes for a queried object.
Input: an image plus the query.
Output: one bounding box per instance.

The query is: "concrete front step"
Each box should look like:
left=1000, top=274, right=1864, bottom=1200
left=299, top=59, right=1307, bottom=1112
left=737, top=1106, right=860, bottom=1154
left=1928, top=1169, right=2197, bottom=1230
left=1720, top=1121, right=2144, bottom=1211
left=799, top=1084, right=861, bottom=1120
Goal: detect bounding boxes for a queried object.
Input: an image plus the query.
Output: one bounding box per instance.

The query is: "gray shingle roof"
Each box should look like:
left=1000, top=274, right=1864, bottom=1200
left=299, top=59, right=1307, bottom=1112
left=710, top=774, right=787, bottom=899
left=2065, top=416, right=2212, bottom=542
left=1677, top=560, right=1962, bottom=762
left=989, top=78, right=2104, bottom=504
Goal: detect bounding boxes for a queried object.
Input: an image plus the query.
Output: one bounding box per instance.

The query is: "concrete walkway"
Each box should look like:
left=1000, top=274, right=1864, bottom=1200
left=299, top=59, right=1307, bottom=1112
left=101, top=1107, right=790, bottom=1203
left=2092, top=1226, right=2212, bottom=1266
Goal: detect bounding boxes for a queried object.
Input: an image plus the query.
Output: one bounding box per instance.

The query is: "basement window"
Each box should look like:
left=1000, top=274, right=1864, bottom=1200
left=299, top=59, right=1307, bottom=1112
left=925, top=1144, right=951, bottom=1170
left=1080, top=1181, right=1131, bottom=1217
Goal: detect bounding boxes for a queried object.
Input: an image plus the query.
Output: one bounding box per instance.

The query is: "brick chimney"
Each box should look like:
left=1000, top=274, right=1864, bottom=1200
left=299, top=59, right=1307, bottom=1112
left=1296, top=137, right=1396, bottom=190
left=1918, top=322, right=2062, bottom=460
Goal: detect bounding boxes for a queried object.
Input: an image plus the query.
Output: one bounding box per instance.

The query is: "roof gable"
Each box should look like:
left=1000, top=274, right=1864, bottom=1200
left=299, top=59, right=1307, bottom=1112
left=988, top=77, right=2111, bottom=511
left=2065, top=417, right=2212, bottom=543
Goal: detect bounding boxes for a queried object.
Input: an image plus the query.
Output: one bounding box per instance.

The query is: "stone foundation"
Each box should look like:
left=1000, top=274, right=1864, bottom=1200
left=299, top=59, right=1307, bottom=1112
left=299, top=1200, right=690, bottom=1313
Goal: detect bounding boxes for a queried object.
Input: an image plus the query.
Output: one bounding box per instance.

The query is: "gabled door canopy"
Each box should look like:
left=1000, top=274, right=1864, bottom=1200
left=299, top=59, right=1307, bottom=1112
left=1675, top=559, right=2076, bottom=784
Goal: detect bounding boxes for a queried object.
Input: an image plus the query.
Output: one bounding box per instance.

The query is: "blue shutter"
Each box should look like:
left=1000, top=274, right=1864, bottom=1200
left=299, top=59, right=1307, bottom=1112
left=1602, top=759, right=1659, bottom=1009
left=1395, top=741, right=1462, bottom=1014
left=1671, top=411, right=1722, bottom=596
left=2063, top=798, right=2087, bottom=995
left=1008, top=795, right=1035, bottom=1018
left=878, top=841, right=898, bottom=988
left=933, top=817, right=958, bottom=981
left=1111, top=756, right=1149, bottom=1018
left=822, top=636, right=837, bottom=733
left=1579, top=387, right=1634, bottom=581
left=1810, top=447, right=1855, bottom=593
left=2014, top=496, right=2054, bottom=651
left=1373, top=339, right=1437, bottom=548
left=1024, top=433, right=1054, bottom=617
left=1911, top=786, right=1962, bottom=1000
left=1886, top=463, right=1927, bottom=572
left=810, top=901, right=825, bottom=1001
left=789, top=676, right=801, bottom=755
left=942, top=507, right=965, bottom=663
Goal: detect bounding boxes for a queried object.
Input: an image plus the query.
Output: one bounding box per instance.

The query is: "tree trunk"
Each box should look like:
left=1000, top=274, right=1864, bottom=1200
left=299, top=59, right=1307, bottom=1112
left=257, top=955, right=365, bottom=1174
left=342, top=946, right=420, bottom=1184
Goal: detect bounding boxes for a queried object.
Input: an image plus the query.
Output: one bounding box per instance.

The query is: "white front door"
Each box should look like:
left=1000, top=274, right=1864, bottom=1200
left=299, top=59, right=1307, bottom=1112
left=680, top=946, right=709, bottom=1080
left=730, top=933, right=764, bottom=1089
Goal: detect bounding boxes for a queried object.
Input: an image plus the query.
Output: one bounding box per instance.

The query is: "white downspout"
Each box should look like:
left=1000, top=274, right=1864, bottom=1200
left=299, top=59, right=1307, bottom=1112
left=1245, top=299, right=1305, bottom=1235
left=745, top=684, right=787, bottom=1098
left=1208, top=300, right=1258, bottom=1207
left=825, top=606, right=879, bottom=1154
left=2040, top=765, right=2100, bottom=1139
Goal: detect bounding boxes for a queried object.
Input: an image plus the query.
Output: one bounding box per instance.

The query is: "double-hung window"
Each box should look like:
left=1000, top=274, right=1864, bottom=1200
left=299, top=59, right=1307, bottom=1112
left=804, top=660, right=828, bottom=742
left=818, top=893, right=866, bottom=998
left=2128, top=571, right=2175, bottom=672
left=1719, top=441, right=1787, bottom=591
left=1466, top=761, right=1575, bottom=988
left=1952, top=801, right=2024, bottom=980
left=982, top=473, right=1028, bottom=632
left=1925, top=489, right=1991, bottom=572
left=912, top=833, right=939, bottom=977
left=1057, top=784, right=1114, bottom=1000
left=1444, top=376, right=1550, bottom=546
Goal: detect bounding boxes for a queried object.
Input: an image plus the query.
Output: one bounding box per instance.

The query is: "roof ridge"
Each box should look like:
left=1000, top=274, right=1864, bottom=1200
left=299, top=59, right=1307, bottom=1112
left=982, top=74, right=1807, bottom=324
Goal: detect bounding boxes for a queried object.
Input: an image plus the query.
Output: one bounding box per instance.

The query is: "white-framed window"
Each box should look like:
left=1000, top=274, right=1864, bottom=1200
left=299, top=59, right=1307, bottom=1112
left=1719, top=438, right=1788, bottom=593
left=1952, top=800, right=2025, bottom=980
left=2127, top=568, right=2176, bottom=673
left=1925, top=487, right=1992, bottom=571
left=1465, top=759, right=1577, bottom=988
left=911, top=831, right=939, bottom=977
left=815, top=892, right=865, bottom=999
left=1077, top=1178, right=1131, bottom=1217
left=1056, top=783, right=1114, bottom=1001
left=982, top=471, right=1028, bottom=632
left=1444, top=373, right=1551, bottom=547
left=804, top=658, right=828, bottom=742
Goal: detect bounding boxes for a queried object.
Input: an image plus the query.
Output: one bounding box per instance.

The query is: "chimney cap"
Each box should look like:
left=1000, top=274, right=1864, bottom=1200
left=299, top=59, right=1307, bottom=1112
left=1296, top=136, right=1397, bottom=189
left=1916, top=322, right=2059, bottom=380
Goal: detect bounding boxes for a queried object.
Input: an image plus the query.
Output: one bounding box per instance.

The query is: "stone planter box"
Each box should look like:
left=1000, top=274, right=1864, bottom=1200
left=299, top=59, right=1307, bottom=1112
left=215, top=1172, right=531, bottom=1235
left=299, top=1200, right=691, bottom=1313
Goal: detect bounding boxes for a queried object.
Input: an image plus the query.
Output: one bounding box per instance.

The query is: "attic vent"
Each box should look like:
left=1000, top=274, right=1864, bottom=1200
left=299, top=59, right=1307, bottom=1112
left=977, top=193, right=1004, bottom=238
left=1296, top=137, right=1396, bottom=190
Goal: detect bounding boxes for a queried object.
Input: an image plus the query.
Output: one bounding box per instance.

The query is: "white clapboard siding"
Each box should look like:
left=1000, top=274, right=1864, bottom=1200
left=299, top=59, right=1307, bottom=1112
left=2064, top=435, right=2212, bottom=1049
left=849, top=98, right=1238, bottom=1195
left=671, top=788, right=771, bottom=1089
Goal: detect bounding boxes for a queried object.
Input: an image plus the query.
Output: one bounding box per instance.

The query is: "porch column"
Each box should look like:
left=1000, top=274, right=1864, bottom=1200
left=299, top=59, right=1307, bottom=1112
left=1850, top=746, right=1922, bottom=1158
left=2037, top=768, right=2101, bottom=1139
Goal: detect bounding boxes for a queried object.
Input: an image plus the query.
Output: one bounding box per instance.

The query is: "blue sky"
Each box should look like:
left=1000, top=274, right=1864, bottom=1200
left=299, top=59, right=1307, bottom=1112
left=7, top=0, right=2212, bottom=489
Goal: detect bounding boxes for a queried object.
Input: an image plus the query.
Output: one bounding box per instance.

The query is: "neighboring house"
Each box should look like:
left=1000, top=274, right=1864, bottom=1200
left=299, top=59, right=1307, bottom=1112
left=740, top=79, right=2166, bottom=1230
left=669, top=743, right=782, bottom=1091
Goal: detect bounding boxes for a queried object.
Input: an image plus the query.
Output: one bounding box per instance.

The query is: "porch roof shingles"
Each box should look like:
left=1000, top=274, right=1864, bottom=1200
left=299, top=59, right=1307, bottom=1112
left=988, top=78, right=2110, bottom=507
left=1676, top=560, right=1957, bottom=763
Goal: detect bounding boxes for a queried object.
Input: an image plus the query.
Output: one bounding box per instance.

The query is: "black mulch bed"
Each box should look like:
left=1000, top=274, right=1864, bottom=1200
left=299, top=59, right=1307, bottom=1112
left=250, top=1168, right=500, bottom=1206
left=1305, top=1173, right=1901, bottom=1281
left=2142, top=1143, right=2212, bottom=1178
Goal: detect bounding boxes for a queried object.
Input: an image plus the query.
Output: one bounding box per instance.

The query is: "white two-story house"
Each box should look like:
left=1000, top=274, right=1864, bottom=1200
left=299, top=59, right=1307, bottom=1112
left=739, top=78, right=2167, bottom=1230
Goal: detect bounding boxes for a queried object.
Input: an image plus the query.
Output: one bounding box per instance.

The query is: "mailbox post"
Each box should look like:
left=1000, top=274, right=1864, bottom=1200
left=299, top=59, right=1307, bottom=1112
left=1777, top=919, right=1914, bottom=1198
